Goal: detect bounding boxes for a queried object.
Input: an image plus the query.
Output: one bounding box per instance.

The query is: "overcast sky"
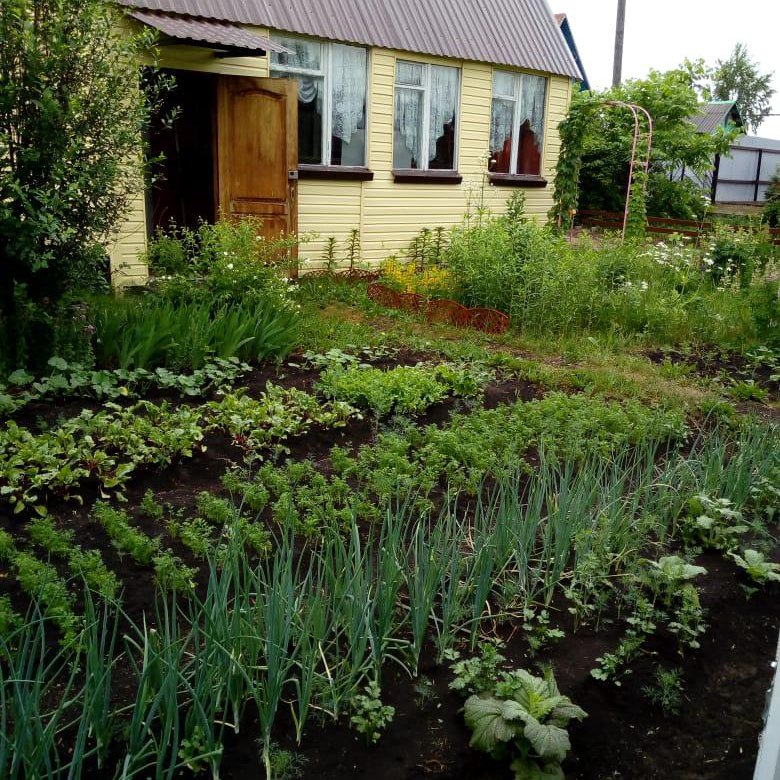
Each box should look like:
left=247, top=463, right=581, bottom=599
left=558, top=0, right=780, bottom=138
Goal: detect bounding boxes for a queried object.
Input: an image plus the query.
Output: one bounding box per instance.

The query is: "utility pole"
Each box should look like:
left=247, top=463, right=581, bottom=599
left=612, top=0, right=626, bottom=87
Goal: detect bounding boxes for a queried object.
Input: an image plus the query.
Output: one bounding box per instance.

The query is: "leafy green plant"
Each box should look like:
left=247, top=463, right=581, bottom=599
left=10, top=552, right=79, bottom=640
left=206, top=385, right=357, bottom=459
left=0, top=595, right=20, bottom=636
left=728, top=379, right=769, bottom=403
left=152, top=550, right=196, bottom=592
left=680, top=494, right=749, bottom=551
left=349, top=681, right=395, bottom=744
left=593, top=555, right=708, bottom=684
left=641, top=666, right=685, bottom=715
left=449, top=641, right=507, bottom=696
left=455, top=647, right=586, bottom=780
left=140, top=489, right=166, bottom=522
left=93, top=296, right=299, bottom=371
left=316, top=362, right=488, bottom=417
left=93, top=503, right=158, bottom=564
left=730, top=549, right=780, bottom=584
left=0, top=355, right=252, bottom=415
left=522, top=608, right=565, bottom=656
left=266, top=743, right=308, bottom=780
left=1, top=400, right=204, bottom=514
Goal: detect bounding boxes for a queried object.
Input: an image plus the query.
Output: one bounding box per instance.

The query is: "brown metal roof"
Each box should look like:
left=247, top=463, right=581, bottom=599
left=130, top=9, right=291, bottom=52
left=119, top=0, right=580, bottom=78
left=691, top=101, right=742, bottom=134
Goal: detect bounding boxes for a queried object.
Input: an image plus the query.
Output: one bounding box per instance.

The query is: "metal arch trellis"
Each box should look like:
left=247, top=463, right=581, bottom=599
left=602, top=100, right=654, bottom=240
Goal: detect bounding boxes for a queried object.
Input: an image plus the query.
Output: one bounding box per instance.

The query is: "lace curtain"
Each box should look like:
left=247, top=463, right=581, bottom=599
left=395, top=88, right=423, bottom=163
left=296, top=76, right=323, bottom=113
left=490, top=98, right=514, bottom=154
left=489, top=73, right=546, bottom=160
left=519, top=75, right=546, bottom=148
left=427, top=65, right=458, bottom=160
left=331, top=44, right=367, bottom=144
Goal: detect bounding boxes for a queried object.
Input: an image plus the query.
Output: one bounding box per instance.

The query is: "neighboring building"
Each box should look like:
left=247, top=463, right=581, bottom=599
left=674, top=100, right=780, bottom=204
left=553, top=13, right=589, bottom=91
left=714, top=135, right=780, bottom=204
left=110, top=0, right=580, bottom=285
left=690, top=100, right=742, bottom=135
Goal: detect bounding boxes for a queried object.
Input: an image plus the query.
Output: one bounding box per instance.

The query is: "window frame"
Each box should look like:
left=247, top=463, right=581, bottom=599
left=489, top=69, right=548, bottom=179
left=270, top=35, right=370, bottom=170
left=393, top=59, right=461, bottom=173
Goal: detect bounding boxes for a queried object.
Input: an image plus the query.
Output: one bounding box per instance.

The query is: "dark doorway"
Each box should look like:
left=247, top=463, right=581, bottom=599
left=148, top=69, right=217, bottom=233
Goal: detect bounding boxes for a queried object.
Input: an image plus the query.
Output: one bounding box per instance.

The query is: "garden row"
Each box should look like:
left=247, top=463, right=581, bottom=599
left=1, top=341, right=778, bottom=779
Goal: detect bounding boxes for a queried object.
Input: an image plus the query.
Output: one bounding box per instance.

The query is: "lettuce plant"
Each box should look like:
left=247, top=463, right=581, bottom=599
left=680, top=494, right=748, bottom=552
left=453, top=646, right=585, bottom=779
left=730, top=549, right=780, bottom=584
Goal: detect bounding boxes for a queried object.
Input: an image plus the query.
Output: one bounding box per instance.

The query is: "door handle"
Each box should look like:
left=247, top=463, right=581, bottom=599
left=288, top=169, right=299, bottom=181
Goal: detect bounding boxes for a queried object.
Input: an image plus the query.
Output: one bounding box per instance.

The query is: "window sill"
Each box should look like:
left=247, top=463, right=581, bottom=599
left=298, top=165, right=374, bottom=181
left=392, top=169, right=463, bottom=184
left=488, top=173, right=548, bottom=188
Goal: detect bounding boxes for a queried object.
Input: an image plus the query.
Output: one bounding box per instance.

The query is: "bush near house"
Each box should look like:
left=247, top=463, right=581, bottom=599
left=383, top=196, right=778, bottom=347
left=0, top=0, right=166, bottom=373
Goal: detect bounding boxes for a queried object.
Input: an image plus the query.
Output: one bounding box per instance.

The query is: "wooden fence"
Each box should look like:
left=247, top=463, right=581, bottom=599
left=577, top=209, right=780, bottom=244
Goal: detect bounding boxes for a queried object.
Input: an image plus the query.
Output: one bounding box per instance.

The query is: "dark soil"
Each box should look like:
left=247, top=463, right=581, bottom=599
left=646, top=347, right=779, bottom=402
left=215, top=556, right=780, bottom=780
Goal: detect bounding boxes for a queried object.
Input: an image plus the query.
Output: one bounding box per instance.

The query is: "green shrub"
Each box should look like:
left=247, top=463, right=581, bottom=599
left=646, top=174, right=708, bottom=221
left=763, top=167, right=780, bottom=228
left=145, top=218, right=298, bottom=307
left=93, top=296, right=298, bottom=370
left=443, top=201, right=779, bottom=346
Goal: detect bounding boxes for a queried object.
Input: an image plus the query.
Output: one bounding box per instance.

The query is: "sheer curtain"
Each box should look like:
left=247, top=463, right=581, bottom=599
left=331, top=44, right=367, bottom=144
left=490, top=98, right=514, bottom=160
left=395, top=88, right=423, bottom=165
left=519, top=75, right=546, bottom=149
left=428, top=65, right=458, bottom=160
left=297, top=76, right=322, bottom=112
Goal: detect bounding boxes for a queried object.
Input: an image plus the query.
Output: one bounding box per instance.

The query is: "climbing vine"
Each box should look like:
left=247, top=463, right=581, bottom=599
left=548, top=92, right=599, bottom=231
left=549, top=92, right=651, bottom=239
left=625, top=169, right=649, bottom=241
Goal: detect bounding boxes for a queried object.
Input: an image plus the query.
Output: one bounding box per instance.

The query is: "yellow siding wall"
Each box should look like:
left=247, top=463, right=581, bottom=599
left=109, top=33, right=571, bottom=281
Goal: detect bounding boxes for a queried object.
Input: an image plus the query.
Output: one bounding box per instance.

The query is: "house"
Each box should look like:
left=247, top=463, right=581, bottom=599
left=110, top=0, right=580, bottom=285
left=690, top=100, right=742, bottom=135
left=675, top=101, right=780, bottom=203
left=553, top=13, right=589, bottom=91
left=675, top=100, right=744, bottom=201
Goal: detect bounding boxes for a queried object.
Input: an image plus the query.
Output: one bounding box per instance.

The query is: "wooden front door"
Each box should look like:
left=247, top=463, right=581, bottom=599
left=216, top=76, right=298, bottom=244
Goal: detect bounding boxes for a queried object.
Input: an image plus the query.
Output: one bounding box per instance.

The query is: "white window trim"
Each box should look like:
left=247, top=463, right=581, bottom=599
left=491, top=70, right=547, bottom=175
left=394, top=59, right=460, bottom=171
left=271, top=37, right=369, bottom=168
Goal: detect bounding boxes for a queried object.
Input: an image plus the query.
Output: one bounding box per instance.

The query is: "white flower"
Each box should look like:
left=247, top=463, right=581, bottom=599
left=226, top=263, right=234, bottom=270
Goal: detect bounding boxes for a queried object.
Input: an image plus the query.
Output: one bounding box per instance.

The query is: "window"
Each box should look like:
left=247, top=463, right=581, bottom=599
left=271, top=36, right=368, bottom=167
left=489, top=71, right=547, bottom=176
left=394, top=61, right=459, bottom=170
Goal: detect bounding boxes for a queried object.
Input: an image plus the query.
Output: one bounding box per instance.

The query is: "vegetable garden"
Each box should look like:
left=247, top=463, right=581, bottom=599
left=1, top=208, right=779, bottom=780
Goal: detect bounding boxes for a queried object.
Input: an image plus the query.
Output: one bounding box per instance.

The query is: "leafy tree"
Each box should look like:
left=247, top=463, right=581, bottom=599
left=710, top=43, right=775, bottom=133
left=0, top=0, right=164, bottom=371
left=576, top=68, right=735, bottom=215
